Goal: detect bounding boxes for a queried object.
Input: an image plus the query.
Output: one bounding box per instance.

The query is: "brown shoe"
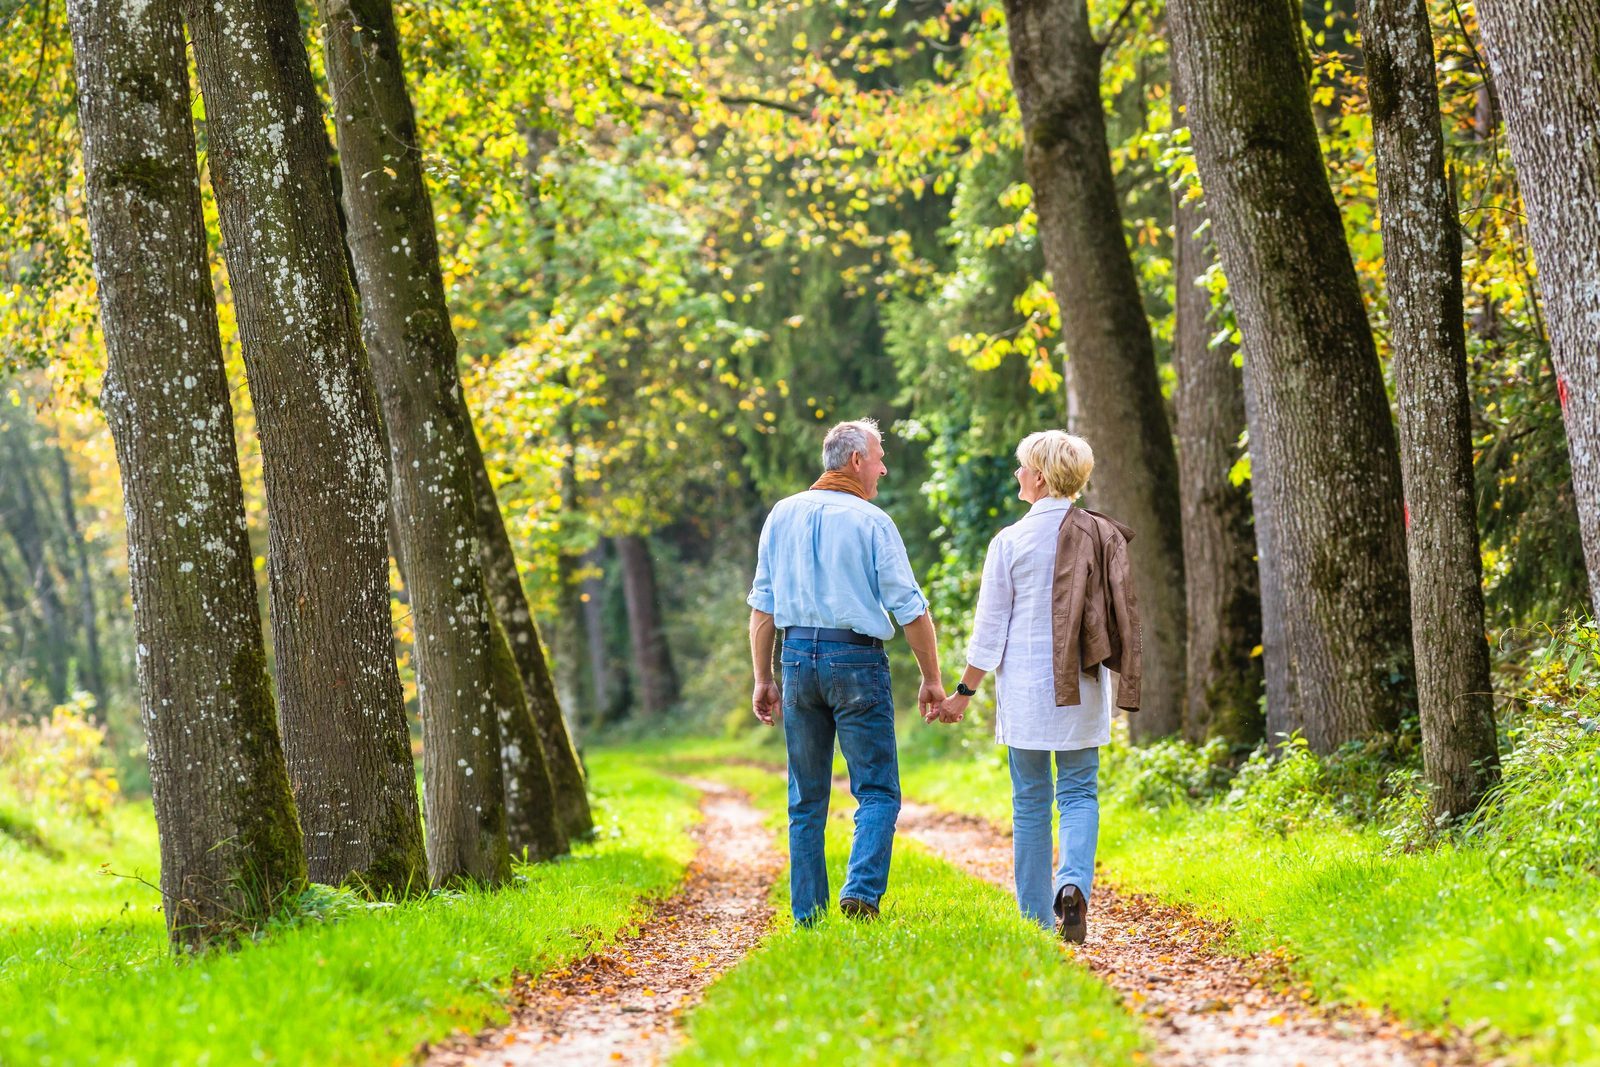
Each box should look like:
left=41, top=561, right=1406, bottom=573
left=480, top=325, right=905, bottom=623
left=839, top=896, right=880, bottom=921
left=1055, top=885, right=1087, bottom=943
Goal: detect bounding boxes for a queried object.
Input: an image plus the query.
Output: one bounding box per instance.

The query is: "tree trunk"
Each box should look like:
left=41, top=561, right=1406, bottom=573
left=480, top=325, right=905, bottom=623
left=183, top=0, right=427, bottom=892
left=1475, top=1, right=1600, bottom=609
left=488, top=613, right=568, bottom=860
left=582, top=543, right=622, bottom=722
left=1170, top=68, right=1264, bottom=749
left=319, top=0, right=519, bottom=883
left=463, top=420, right=594, bottom=839
left=1002, top=0, right=1187, bottom=739
left=67, top=0, right=305, bottom=948
left=618, top=534, right=680, bottom=716
left=1358, top=0, right=1500, bottom=816
left=1168, top=0, right=1416, bottom=751
left=0, top=436, right=71, bottom=704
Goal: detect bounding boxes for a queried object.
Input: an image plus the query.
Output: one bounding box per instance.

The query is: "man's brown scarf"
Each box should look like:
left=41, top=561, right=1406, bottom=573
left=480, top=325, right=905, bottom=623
left=810, top=471, right=870, bottom=500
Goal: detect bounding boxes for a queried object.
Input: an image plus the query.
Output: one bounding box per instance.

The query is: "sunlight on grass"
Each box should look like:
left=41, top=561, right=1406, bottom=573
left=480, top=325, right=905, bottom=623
left=656, top=751, right=1148, bottom=1067
left=897, top=742, right=1600, bottom=1065
left=0, top=752, right=699, bottom=1067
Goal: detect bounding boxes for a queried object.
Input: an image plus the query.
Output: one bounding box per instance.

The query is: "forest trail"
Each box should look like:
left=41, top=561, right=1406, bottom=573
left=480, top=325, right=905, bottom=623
left=425, top=779, right=780, bottom=1067
left=896, top=801, right=1481, bottom=1067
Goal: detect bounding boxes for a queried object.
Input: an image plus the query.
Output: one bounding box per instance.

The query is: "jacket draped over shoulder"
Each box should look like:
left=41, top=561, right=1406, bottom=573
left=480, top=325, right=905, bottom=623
left=1050, top=508, right=1142, bottom=711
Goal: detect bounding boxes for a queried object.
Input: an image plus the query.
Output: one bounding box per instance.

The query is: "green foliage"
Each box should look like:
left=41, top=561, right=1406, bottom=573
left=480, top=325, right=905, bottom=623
left=1099, top=735, right=1233, bottom=812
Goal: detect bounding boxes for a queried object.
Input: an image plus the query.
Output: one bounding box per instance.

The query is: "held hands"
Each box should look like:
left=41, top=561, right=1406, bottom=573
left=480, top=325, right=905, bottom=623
left=936, top=691, right=970, bottom=724
left=752, top=680, right=780, bottom=726
left=917, top=679, right=947, bottom=723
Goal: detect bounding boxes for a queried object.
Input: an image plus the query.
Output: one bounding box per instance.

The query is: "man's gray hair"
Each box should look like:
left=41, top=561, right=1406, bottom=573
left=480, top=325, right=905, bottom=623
left=821, top=418, right=882, bottom=472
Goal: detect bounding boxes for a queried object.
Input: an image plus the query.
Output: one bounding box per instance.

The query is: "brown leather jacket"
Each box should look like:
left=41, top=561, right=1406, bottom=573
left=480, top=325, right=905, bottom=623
left=1051, top=508, right=1141, bottom=711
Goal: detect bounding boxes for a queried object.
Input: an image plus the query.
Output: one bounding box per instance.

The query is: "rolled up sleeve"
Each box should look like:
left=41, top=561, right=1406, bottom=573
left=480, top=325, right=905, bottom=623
left=965, top=535, right=1012, bottom=672
left=873, top=520, right=928, bottom=626
left=747, top=512, right=776, bottom=614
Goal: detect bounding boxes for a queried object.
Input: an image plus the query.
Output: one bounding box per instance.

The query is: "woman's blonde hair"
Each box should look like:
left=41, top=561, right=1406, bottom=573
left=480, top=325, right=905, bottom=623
left=1016, top=430, right=1094, bottom=498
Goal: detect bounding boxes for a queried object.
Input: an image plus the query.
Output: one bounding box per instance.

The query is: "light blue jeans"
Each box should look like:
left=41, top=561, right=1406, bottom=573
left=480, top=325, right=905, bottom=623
left=1008, top=746, right=1099, bottom=929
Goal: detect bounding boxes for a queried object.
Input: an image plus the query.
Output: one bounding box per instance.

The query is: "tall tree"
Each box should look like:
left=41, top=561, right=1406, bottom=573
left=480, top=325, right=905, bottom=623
left=465, top=422, right=594, bottom=839
left=1002, top=0, right=1187, bottom=738
left=182, top=0, right=428, bottom=890
left=66, top=0, right=305, bottom=946
left=1168, top=0, right=1415, bottom=750
left=617, top=534, right=680, bottom=717
left=1170, top=70, right=1263, bottom=749
left=318, top=0, right=550, bottom=877
left=1475, top=2, right=1600, bottom=608
left=1358, top=0, right=1499, bottom=815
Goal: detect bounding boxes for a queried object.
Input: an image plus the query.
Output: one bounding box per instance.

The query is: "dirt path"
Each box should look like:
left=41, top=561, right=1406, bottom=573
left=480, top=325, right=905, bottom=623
left=425, top=779, right=780, bottom=1067
left=896, top=800, right=1481, bottom=1067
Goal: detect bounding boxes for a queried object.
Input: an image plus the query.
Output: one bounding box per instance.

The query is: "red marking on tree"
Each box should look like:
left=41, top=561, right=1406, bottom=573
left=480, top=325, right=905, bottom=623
left=1558, top=375, right=1571, bottom=414
left=1403, top=503, right=1411, bottom=529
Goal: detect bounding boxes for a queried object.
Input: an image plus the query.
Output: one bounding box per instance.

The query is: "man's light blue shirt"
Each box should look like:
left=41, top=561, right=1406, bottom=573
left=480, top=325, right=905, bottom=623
left=747, top=489, right=929, bottom=641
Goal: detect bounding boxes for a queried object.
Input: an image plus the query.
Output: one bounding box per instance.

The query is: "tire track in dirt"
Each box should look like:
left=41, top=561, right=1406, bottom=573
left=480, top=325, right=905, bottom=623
left=896, top=800, right=1486, bottom=1067
left=424, top=779, right=780, bottom=1067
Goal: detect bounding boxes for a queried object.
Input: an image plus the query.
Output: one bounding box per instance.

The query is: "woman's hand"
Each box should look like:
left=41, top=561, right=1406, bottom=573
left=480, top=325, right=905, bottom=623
left=937, top=692, right=970, bottom=724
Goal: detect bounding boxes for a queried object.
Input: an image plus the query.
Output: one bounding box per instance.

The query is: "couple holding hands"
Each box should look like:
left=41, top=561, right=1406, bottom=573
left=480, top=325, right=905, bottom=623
left=747, top=420, right=1140, bottom=943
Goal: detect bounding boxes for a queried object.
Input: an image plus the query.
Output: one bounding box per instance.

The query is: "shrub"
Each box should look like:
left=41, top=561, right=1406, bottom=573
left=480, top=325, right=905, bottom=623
left=1103, top=735, right=1233, bottom=811
left=0, top=693, right=120, bottom=823
left=1465, top=714, right=1600, bottom=887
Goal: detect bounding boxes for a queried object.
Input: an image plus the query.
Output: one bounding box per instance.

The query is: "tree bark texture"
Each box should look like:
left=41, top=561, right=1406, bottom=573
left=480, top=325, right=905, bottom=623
left=1168, top=0, right=1416, bottom=751
left=488, top=613, right=568, bottom=860
left=320, top=0, right=520, bottom=883
left=1003, top=0, right=1187, bottom=740
left=67, top=0, right=305, bottom=947
left=618, top=534, right=680, bottom=717
left=183, top=0, right=427, bottom=891
left=1476, top=1, right=1600, bottom=610
left=1170, top=67, right=1264, bottom=749
left=1359, top=0, right=1500, bottom=815
left=464, top=420, right=594, bottom=839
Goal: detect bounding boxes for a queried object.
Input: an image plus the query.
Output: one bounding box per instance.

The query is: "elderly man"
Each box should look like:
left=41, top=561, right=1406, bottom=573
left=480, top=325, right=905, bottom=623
left=748, top=418, right=944, bottom=924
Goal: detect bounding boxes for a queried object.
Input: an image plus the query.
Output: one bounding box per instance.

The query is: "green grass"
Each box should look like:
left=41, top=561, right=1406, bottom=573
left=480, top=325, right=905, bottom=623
left=0, top=751, right=700, bottom=1066
left=649, top=750, right=1148, bottom=1067
left=896, top=739, right=1600, bottom=1065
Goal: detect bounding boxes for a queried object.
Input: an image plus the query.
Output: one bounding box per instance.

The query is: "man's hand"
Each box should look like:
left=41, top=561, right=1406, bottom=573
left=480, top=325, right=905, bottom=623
left=937, top=693, right=970, bottom=724
left=918, top=679, right=947, bottom=723
left=752, top=681, right=780, bottom=726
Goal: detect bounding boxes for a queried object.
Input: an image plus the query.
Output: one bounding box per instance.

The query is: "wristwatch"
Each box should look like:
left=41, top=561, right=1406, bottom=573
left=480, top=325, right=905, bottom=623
left=955, top=681, right=978, bottom=697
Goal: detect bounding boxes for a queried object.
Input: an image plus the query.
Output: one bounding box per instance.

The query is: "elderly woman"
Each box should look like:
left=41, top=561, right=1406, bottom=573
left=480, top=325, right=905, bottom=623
left=937, top=430, right=1140, bottom=943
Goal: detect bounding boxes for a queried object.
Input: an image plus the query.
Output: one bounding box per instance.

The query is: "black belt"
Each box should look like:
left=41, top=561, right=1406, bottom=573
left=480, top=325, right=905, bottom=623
left=783, top=626, right=883, bottom=648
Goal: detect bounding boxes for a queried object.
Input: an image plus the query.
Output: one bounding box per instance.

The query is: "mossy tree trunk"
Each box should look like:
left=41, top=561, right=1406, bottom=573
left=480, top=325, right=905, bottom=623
left=1170, top=65, right=1263, bottom=750
left=1358, top=0, right=1500, bottom=816
left=1002, top=0, right=1187, bottom=740
left=66, top=0, right=305, bottom=947
left=618, top=534, right=679, bottom=717
left=182, top=0, right=427, bottom=891
left=464, top=421, right=594, bottom=839
left=1169, top=0, right=1416, bottom=751
left=319, top=0, right=534, bottom=881
left=1476, top=1, right=1600, bottom=611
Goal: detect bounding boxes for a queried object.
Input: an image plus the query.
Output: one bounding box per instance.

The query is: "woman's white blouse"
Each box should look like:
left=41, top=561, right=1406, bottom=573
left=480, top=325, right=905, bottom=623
left=965, top=496, right=1114, bottom=751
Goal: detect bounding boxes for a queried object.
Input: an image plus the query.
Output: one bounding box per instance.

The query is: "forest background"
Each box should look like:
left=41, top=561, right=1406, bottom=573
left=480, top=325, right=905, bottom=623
left=0, top=0, right=1585, bottom=768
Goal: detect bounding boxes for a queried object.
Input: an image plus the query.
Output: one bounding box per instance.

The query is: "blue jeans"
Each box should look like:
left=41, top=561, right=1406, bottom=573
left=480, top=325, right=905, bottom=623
left=781, top=639, right=900, bottom=924
left=1009, top=746, right=1099, bottom=929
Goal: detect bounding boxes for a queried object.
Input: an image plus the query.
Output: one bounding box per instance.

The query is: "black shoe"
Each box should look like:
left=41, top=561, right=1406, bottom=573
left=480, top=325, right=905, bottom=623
left=1055, top=885, right=1087, bottom=944
left=839, top=896, right=880, bottom=921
